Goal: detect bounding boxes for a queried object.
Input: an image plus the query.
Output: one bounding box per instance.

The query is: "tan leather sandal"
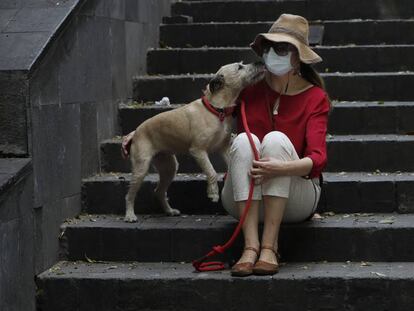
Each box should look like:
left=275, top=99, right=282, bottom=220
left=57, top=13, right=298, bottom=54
left=252, top=245, right=279, bottom=275
left=231, top=246, right=260, bottom=277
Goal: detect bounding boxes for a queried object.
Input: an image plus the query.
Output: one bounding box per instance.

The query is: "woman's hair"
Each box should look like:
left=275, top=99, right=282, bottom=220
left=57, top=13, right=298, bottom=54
left=300, top=62, right=325, bottom=90
left=299, top=62, right=332, bottom=110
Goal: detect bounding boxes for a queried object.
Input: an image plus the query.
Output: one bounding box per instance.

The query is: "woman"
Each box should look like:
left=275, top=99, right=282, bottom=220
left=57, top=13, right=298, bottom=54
left=121, top=13, right=330, bottom=277
left=222, top=13, right=330, bottom=277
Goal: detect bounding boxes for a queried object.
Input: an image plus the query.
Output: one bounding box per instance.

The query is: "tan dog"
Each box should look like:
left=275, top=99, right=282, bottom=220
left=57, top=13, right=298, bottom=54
left=125, top=61, right=265, bottom=222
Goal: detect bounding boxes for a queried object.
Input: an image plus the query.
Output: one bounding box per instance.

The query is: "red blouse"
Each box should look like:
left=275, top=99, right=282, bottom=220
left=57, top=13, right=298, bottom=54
left=236, top=78, right=330, bottom=178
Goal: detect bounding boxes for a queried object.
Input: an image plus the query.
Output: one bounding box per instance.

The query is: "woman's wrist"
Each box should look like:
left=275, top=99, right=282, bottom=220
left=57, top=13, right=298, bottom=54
left=283, top=157, right=313, bottom=176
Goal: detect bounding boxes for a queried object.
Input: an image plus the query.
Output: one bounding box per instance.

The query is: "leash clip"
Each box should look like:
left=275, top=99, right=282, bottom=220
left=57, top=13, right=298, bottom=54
left=218, top=112, right=226, bottom=122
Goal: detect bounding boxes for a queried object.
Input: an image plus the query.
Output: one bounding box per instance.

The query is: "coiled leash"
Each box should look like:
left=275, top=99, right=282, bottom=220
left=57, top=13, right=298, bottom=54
left=192, top=98, right=259, bottom=272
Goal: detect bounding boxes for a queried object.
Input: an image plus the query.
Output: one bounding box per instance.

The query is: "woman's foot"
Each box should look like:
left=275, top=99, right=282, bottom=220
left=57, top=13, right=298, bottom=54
left=231, top=246, right=259, bottom=277
left=253, top=245, right=279, bottom=275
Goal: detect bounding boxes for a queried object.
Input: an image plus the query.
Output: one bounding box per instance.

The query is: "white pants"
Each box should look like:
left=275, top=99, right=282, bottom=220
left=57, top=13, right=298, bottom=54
left=221, top=131, right=321, bottom=223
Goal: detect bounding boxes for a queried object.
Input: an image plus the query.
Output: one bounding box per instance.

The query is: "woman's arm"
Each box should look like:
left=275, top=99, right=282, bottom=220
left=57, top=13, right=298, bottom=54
left=250, top=156, right=313, bottom=181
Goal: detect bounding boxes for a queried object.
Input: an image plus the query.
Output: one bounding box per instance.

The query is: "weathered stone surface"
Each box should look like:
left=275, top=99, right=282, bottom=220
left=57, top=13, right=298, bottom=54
left=0, top=0, right=175, bottom=287
left=0, top=158, right=34, bottom=311
left=160, top=20, right=414, bottom=48
left=326, top=134, right=414, bottom=171
left=119, top=102, right=414, bottom=136
left=133, top=73, right=414, bottom=103
left=36, top=260, right=414, bottom=311
left=101, top=135, right=414, bottom=173
left=172, top=0, right=414, bottom=22
left=3, top=7, right=71, bottom=32
left=160, top=22, right=323, bottom=48
left=162, top=14, right=193, bottom=24
left=61, top=213, right=414, bottom=262
left=81, top=172, right=414, bottom=215
left=0, top=71, right=28, bottom=155
left=147, top=45, right=414, bottom=75
left=0, top=158, right=31, bottom=193
left=0, top=9, right=17, bottom=31
left=80, top=102, right=99, bottom=178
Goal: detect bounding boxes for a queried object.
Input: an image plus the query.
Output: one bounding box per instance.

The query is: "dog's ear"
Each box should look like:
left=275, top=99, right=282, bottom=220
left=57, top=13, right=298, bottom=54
left=209, top=74, right=225, bottom=94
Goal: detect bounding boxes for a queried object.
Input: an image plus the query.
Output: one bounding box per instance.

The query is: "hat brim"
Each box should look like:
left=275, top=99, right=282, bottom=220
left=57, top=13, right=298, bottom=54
left=250, top=33, right=322, bottom=64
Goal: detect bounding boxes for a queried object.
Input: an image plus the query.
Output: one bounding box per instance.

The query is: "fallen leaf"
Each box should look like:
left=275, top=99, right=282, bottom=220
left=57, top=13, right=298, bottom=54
left=379, top=218, right=395, bottom=224
left=312, top=213, right=323, bottom=220
left=85, top=254, right=97, bottom=263
left=371, top=272, right=386, bottom=277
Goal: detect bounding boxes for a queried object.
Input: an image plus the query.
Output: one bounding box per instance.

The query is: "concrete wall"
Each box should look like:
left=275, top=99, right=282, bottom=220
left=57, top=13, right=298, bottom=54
left=0, top=1, right=174, bottom=309
left=27, top=0, right=173, bottom=275
left=0, top=159, right=34, bottom=311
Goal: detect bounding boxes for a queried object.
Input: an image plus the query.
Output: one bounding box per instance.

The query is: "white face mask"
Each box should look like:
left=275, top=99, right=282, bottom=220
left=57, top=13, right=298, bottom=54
left=262, top=47, right=293, bottom=76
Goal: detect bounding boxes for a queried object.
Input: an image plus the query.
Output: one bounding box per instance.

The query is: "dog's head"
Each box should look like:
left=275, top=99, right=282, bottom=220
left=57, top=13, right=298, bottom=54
left=205, top=61, right=265, bottom=108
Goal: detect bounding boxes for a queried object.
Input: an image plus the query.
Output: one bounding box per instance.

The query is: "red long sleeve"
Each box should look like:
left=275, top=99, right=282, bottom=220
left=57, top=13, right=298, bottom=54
left=303, top=95, right=330, bottom=178
left=236, top=78, right=330, bottom=178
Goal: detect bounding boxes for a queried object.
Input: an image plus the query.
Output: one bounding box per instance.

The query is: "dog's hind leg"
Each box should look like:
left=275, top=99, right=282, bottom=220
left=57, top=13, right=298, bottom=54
left=152, top=153, right=181, bottom=216
left=125, top=147, right=153, bottom=222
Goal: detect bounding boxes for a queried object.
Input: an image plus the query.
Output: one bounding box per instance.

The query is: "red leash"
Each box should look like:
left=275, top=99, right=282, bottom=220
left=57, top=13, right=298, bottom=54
left=192, top=99, right=259, bottom=272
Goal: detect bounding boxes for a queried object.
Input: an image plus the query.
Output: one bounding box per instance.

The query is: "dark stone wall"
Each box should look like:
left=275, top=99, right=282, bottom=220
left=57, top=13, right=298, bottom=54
left=25, top=0, right=173, bottom=275
left=0, top=159, right=34, bottom=311
left=0, top=71, right=29, bottom=155
left=0, top=1, right=174, bottom=303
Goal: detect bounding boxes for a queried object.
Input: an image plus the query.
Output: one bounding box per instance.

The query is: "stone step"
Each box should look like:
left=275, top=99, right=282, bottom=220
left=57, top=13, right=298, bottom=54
left=171, top=1, right=414, bottom=22
left=82, top=172, right=414, bottom=215
left=148, top=45, right=414, bottom=74
left=160, top=20, right=414, bottom=47
left=160, top=22, right=324, bottom=48
left=60, top=213, right=414, bottom=262
left=119, top=102, right=414, bottom=136
left=100, top=135, right=414, bottom=173
left=133, top=72, right=414, bottom=102
left=37, top=260, right=414, bottom=311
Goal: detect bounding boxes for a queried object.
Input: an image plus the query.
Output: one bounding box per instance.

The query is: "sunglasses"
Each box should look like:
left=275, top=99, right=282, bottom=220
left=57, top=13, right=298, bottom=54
left=261, top=41, right=297, bottom=56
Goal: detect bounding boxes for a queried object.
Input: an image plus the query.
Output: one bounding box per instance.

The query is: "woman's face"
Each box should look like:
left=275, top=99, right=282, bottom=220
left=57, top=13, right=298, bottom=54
left=261, top=40, right=300, bottom=72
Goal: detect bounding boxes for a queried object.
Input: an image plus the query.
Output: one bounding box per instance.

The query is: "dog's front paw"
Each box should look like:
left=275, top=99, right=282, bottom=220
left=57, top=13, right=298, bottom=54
left=207, top=182, right=219, bottom=202
left=208, top=193, right=220, bottom=202
left=124, top=213, right=138, bottom=222
left=166, top=208, right=181, bottom=216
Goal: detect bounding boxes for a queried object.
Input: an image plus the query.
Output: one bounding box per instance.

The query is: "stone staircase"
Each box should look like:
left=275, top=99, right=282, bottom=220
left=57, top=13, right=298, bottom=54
left=36, top=1, right=414, bottom=310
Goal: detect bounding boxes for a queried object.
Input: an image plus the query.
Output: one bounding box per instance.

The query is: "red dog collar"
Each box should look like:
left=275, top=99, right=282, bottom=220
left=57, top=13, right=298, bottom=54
left=201, top=95, right=235, bottom=122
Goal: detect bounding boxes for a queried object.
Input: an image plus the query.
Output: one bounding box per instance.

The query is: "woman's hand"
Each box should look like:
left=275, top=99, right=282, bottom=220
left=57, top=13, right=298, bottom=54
left=121, top=131, right=135, bottom=159
left=249, top=157, right=287, bottom=184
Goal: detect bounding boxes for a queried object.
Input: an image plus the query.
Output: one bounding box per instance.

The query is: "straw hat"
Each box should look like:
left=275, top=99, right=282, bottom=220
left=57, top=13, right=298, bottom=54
left=250, top=14, right=322, bottom=64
